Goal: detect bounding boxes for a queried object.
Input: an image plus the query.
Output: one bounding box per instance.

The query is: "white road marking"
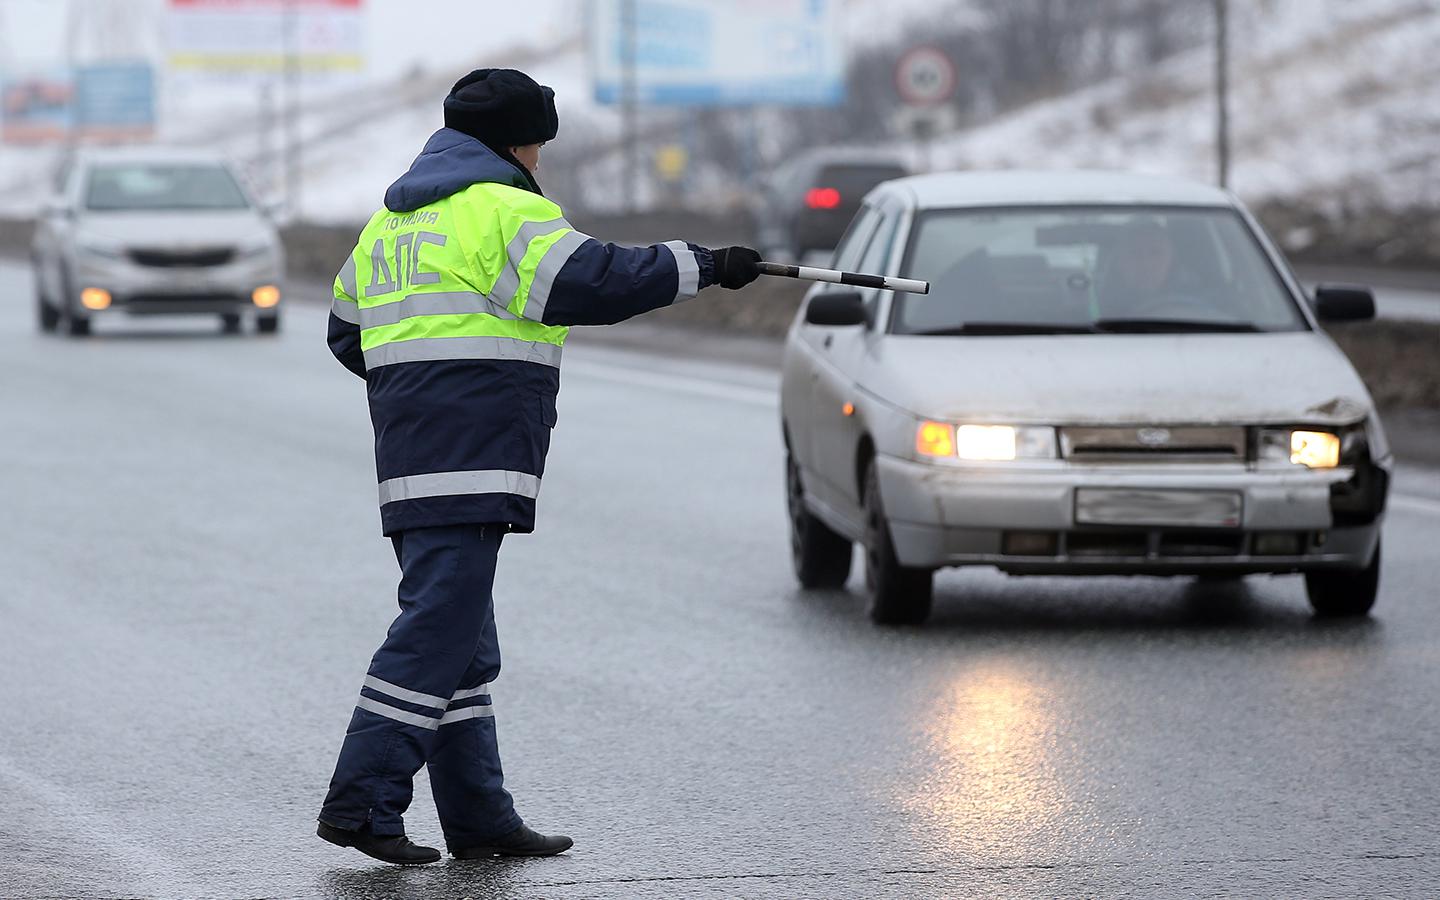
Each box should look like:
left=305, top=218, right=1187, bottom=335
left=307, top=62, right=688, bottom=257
left=565, top=359, right=779, bottom=409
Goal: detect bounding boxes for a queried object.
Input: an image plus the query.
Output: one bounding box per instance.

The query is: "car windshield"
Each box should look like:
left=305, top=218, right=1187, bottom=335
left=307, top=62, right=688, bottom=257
left=84, top=163, right=250, bottom=212
left=892, top=206, right=1308, bottom=335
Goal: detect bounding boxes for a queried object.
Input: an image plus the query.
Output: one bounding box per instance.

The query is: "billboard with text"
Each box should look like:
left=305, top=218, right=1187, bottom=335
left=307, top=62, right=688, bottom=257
left=590, top=0, right=844, bottom=107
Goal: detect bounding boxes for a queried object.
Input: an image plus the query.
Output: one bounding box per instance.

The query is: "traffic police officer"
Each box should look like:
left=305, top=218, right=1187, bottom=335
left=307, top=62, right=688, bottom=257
left=317, top=68, right=762, bottom=864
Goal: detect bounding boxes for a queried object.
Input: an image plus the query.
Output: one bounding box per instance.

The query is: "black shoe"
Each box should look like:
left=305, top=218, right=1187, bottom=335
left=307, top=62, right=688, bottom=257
left=451, top=823, right=573, bottom=858
left=317, top=821, right=441, bottom=865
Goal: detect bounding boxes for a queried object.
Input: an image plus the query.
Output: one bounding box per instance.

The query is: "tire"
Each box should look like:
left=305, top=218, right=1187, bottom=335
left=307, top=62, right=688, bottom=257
left=36, top=285, right=60, bottom=333
left=786, top=453, right=852, bottom=588
left=1305, top=540, right=1380, bottom=618
left=862, top=461, right=933, bottom=625
left=221, top=313, right=243, bottom=334
left=257, top=314, right=280, bottom=334
left=66, top=315, right=91, bottom=337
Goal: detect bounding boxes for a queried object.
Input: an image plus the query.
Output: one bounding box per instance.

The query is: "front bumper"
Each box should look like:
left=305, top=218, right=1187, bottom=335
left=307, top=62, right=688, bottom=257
left=70, top=252, right=282, bottom=316
left=877, top=454, right=1388, bottom=574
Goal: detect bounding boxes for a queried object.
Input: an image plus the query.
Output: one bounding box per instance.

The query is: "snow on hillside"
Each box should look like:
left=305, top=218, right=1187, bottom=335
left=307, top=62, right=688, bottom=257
left=923, top=0, right=1440, bottom=214
left=3, top=0, right=1433, bottom=225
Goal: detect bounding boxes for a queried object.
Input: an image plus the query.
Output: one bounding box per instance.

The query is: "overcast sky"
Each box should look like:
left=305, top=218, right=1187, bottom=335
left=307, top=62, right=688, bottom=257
left=0, top=0, right=580, bottom=83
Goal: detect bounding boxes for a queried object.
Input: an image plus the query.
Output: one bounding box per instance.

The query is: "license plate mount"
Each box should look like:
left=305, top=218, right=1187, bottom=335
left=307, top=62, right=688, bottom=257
left=1074, top=488, right=1243, bottom=528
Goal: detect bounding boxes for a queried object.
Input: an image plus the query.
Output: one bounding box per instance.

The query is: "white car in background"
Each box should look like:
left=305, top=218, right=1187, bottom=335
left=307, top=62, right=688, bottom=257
left=781, top=171, right=1390, bottom=625
left=31, top=147, right=284, bottom=336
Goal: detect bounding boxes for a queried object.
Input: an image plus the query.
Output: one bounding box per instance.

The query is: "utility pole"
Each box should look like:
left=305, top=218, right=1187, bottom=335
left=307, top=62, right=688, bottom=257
left=1214, top=0, right=1230, bottom=189
left=284, top=0, right=302, bottom=219
left=621, top=0, right=639, bottom=214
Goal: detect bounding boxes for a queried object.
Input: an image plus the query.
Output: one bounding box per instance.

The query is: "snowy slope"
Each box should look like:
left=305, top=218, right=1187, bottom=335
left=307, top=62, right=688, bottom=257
left=922, top=0, right=1440, bottom=213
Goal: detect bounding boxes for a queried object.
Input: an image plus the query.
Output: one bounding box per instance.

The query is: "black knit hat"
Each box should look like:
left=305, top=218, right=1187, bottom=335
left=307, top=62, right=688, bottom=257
left=444, top=68, right=558, bottom=150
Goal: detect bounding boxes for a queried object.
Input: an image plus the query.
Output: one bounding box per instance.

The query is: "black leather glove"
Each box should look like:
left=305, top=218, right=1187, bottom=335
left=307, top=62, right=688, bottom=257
left=712, top=246, right=762, bottom=290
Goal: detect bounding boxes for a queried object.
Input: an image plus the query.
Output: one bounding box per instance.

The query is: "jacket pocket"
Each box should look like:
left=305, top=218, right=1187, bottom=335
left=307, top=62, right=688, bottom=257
left=539, top=392, right=558, bottom=427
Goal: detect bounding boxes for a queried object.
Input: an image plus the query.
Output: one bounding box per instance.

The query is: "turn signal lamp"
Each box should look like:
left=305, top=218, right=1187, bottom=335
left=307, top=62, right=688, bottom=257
left=1290, top=430, right=1341, bottom=469
left=252, top=285, right=281, bottom=308
left=80, top=287, right=112, bottom=310
left=956, top=425, right=1018, bottom=461
left=916, top=421, right=955, bottom=458
left=805, top=187, right=842, bottom=210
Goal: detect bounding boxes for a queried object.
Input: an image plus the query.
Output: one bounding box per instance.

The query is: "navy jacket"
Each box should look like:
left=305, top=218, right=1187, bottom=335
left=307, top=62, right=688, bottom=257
left=328, top=130, right=716, bottom=534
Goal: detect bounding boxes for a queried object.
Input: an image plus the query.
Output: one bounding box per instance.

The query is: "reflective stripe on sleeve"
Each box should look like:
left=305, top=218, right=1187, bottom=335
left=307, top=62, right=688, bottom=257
left=378, top=469, right=541, bottom=506
left=663, top=241, right=701, bottom=304
left=363, top=675, right=448, bottom=710
left=523, top=230, right=589, bottom=322
left=439, top=705, right=496, bottom=726
left=358, top=292, right=516, bottom=328
left=450, top=683, right=492, bottom=702
left=331, top=296, right=361, bottom=324
left=362, top=335, right=563, bottom=369
left=356, top=695, right=440, bottom=731
left=491, top=217, right=571, bottom=306
left=336, top=256, right=357, bottom=299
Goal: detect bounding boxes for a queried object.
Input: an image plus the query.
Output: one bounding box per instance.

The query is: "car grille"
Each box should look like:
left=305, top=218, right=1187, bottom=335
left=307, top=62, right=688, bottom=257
left=128, top=247, right=235, bottom=268
left=1007, top=529, right=1310, bottom=559
left=1060, top=426, right=1247, bottom=463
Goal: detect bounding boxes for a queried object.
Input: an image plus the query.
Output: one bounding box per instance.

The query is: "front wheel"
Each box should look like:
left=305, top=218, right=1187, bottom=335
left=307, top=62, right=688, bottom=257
left=786, top=453, right=852, bottom=588
left=863, top=461, right=933, bottom=625
left=257, top=314, right=281, bottom=334
left=36, top=286, right=60, bottom=333
left=1305, top=541, right=1380, bottom=617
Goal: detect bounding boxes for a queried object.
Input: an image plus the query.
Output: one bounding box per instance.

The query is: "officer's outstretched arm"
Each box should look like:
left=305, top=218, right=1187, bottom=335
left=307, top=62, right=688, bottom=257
left=327, top=254, right=367, bottom=379
left=513, top=232, right=716, bottom=327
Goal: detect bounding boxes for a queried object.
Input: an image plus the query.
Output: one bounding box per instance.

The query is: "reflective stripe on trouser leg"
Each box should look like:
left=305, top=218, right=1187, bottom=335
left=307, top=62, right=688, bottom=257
left=319, top=524, right=517, bottom=838
left=429, top=654, right=518, bottom=848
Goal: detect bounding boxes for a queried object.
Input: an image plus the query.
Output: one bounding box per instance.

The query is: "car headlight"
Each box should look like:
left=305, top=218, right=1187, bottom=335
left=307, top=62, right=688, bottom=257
left=236, top=241, right=275, bottom=260
left=1257, top=428, right=1344, bottom=468
left=917, top=422, right=1057, bottom=461
left=76, top=241, right=127, bottom=259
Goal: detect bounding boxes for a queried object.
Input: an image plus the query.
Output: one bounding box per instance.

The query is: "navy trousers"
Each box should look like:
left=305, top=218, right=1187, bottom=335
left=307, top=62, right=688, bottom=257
left=319, top=524, right=521, bottom=848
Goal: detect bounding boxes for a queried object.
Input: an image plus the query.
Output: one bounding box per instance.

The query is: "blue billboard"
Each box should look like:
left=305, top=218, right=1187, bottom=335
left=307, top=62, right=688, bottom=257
left=75, top=63, right=156, bottom=140
left=591, top=0, right=845, bottom=107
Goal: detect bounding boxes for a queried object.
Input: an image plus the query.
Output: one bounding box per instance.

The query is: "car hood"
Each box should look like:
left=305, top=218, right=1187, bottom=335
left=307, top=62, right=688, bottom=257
left=861, top=332, right=1374, bottom=426
left=77, top=210, right=273, bottom=247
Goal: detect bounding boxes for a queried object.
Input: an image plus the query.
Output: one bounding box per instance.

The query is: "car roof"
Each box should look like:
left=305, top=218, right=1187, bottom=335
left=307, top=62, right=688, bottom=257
left=877, top=169, right=1236, bottom=209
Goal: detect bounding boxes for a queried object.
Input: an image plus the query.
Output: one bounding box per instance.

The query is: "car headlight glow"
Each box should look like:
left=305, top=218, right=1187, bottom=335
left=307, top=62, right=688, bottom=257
left=916, top=421, right=956, bottom=458
left=1258, top=428, right=1343, bottom=468
left=916, top=422, right=1057, bottom=461
left=957, top=424, right=1017, bottom=461
left=1290, top=430, right=1341, bottom=468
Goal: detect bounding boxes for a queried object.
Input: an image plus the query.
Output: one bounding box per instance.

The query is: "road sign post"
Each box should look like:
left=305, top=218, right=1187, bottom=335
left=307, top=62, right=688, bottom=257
left=895, top=47, right=957, bottom=173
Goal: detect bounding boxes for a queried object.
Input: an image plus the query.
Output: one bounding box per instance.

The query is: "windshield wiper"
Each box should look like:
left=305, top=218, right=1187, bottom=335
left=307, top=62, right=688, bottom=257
left=909, top=322, right=1098, bottom=336
left=1092, top=318, right=1262, bottom=334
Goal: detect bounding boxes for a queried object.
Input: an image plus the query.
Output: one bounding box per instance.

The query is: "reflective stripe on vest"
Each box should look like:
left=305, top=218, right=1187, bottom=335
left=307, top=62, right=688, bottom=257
left=363, top=335, right=562, bottom=369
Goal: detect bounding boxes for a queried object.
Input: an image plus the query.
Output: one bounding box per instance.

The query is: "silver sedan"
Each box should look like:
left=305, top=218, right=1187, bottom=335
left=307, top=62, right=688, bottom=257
left=780, top=170, right=1390, bottom=625
left=31, top=147, right=284, bottom=336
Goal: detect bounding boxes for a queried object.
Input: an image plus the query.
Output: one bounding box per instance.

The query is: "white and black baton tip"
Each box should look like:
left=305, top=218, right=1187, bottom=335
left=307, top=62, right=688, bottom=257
left=755, top=261, right=930, bottom=294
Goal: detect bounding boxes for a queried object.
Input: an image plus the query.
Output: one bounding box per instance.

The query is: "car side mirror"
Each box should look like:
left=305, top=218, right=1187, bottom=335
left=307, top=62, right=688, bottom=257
left=42, top=198, right=72, bottom=219
left=1313, top=284, right=1375, bottom=323
left=805, top=290, right=868, bottom=327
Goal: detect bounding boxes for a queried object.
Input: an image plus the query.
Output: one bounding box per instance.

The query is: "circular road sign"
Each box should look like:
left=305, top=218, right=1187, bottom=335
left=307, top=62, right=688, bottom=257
left=895, top=47, right=957, bottom=107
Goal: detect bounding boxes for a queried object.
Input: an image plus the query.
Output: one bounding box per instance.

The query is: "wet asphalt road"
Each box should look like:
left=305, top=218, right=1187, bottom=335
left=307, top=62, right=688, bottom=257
left=3, top=261, right=1440, bottom=898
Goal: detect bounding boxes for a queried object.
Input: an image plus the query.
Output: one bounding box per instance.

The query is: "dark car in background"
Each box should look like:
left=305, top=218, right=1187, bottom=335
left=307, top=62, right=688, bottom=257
left=31, top=147, right=284, bottom=337
left=752, top=149, right=907, bottom=262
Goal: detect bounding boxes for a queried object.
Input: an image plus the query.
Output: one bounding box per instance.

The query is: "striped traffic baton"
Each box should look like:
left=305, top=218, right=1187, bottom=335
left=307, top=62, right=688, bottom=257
left=756, top=261, right=930, bottom=294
